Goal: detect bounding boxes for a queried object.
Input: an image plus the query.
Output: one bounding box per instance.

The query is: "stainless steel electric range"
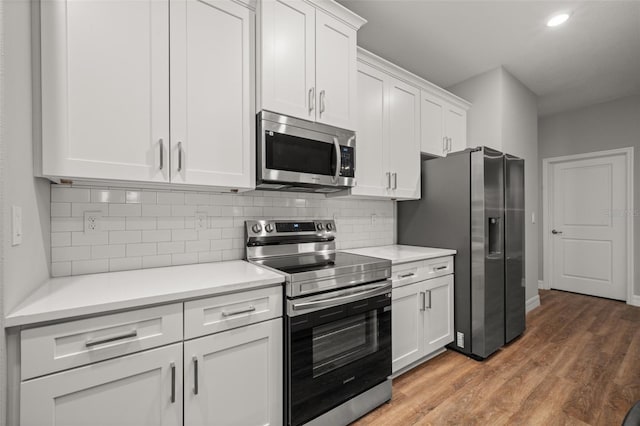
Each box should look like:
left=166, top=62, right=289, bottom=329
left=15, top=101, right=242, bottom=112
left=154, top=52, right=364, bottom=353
left=245, top=219, right=392, bottom=426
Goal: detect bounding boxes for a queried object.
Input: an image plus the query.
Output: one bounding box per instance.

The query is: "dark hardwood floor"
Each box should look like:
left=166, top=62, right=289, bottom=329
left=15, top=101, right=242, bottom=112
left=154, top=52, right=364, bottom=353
left=353, top=290, right=640, bottom=426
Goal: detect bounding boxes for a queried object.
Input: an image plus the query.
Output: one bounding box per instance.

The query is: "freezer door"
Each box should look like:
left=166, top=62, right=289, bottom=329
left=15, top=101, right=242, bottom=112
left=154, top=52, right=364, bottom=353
left=504, top=155, right=525, bottom=342
left=470, top=147, right=505, bottom=358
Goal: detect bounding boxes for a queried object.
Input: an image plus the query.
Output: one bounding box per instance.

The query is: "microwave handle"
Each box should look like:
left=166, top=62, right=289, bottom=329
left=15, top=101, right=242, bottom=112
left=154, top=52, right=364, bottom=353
left=332, top=137, right=341, bottom=183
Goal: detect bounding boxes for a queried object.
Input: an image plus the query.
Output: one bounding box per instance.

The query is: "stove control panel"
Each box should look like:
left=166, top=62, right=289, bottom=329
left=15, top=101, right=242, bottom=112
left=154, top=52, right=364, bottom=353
left=245, top=219, right=336, bottom=238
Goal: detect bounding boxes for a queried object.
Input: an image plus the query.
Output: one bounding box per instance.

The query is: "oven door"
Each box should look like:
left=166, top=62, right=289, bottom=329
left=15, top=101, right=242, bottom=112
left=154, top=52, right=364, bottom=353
left=258, top=113, right=356, bottom=188
left=286, top=281, right=392, bottom=426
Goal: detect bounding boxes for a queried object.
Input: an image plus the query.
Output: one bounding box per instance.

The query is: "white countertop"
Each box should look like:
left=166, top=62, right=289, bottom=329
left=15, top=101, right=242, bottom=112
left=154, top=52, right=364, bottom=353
left=5, top=261, right=284, bottom=327
left=342, top=245, right=456, bottom=265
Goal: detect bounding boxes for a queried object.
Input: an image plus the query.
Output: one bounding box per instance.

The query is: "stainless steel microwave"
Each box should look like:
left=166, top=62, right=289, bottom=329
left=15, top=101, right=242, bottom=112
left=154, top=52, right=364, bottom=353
left=256, top=111, right=356, bottom=193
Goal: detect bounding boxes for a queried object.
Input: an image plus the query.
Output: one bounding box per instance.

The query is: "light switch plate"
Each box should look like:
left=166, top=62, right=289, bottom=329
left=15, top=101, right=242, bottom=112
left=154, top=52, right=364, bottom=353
left=12, top=205, right=22, bottom=246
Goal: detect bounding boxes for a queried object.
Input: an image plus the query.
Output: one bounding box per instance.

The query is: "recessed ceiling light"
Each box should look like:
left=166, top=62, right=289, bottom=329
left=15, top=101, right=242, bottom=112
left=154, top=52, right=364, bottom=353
left=547, top=13, right=570, bottom=27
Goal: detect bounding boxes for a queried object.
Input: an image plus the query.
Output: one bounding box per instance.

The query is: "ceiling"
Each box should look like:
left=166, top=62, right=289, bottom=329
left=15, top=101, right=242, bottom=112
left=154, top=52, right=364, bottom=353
left=337, top=0, right=640, bottom=116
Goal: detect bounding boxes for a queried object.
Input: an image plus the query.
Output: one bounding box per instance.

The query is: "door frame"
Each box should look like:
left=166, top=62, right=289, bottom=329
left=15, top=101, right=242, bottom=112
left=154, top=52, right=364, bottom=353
left=542, top=147, right=635, bottom=305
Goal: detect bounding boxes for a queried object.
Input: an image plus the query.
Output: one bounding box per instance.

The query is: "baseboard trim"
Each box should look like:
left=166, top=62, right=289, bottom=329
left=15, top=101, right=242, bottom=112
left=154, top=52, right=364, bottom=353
left=538, top=280, right=546, bottom=290
left=628, top=295, right=640, bottom=307
left=526, top=294, right=541, bottom=313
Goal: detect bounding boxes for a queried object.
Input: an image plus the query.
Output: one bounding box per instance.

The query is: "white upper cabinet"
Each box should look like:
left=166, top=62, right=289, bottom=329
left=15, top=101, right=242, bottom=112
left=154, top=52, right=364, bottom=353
left=258, top=0, right=365, bottom=130
left=420, top=89, right=469, bottom=157
left=39, top=0, right=255, bottom=191
left=259, top=0, right=316, bottom=121
left=315, top=10, right=357, bottom=129
left=347, top=50, right=421, bottom=200
left=170, top=0, right=255, bottom=188
left=40, top=0, right=170, bottom=183
left=351, top=62, right=388, bottom=197
left=388, top=79, right=421, bottom=199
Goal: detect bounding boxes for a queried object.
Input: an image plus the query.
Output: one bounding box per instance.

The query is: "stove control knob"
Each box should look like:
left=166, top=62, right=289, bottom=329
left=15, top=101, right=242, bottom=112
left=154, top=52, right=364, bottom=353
left=251, top=224, right=262, bottom=234
left=326, top=223, right=333, bottom=231
left=265, top=223, right=274, bottom=233
left=316, top=223, right=324, bottom=231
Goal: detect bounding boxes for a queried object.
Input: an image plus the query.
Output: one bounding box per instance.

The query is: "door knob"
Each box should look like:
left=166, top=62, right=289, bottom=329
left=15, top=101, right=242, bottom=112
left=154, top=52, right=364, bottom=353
left=552, top=229, right=563, bottom=235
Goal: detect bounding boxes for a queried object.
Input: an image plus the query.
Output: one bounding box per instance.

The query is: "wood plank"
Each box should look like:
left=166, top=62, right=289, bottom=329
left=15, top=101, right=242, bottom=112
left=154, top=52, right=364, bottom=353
left=351, top=290, right=640, bottom=426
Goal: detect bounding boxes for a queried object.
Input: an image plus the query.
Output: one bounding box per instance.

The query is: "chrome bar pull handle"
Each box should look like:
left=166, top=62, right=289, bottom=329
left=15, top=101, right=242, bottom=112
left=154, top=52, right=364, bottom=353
left=420, top=292, right=426, bottom=311
left=426, top=290, right=432, bottom=309
left=309, top=87, right=315, bottom=114
left=319, top=90, right=326, bottom=117
left=177, top=141, right=183, bottom=172
left=392, top=172, right=398, bottom=190
left=170, top=362, right=176, bottom=403
left=386, top=172, right=391, bottom=189
left=448, top=137, right=452, bottom=152
left=85, top=330, right=137, bottom=347
left=434, top=265, right=447, bottom=271
left=398, top=272, right=415, bottom=279
left=159, top=139, right=164, bottom=170
left=222, top=305, right=256, bottom=317
left=193, top=356, right=199, bottom=395
left=443, top=136, right=447, bottom=153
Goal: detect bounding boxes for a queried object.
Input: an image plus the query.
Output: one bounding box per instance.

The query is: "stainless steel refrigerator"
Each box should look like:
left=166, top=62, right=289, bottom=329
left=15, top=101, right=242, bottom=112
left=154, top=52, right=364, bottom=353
left=397, top=147, right=525, bottom=359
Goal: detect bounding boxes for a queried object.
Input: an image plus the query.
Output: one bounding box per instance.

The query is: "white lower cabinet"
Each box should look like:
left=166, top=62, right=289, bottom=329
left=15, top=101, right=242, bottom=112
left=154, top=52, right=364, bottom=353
left=18, top=287, right=283, bottom=426
left=392, top=267, right=454, bottom=374
left=21, top=343, right=183, bottom=426
left=184, top=319, right=283, bottom=426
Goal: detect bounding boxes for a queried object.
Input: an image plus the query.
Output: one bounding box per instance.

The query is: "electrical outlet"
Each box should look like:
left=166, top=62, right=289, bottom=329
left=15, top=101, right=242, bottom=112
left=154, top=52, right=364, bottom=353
left=195, top=212, right=207, bottom=231
left=84, top=211, right=102, bottom=234
left=457, top=332, right=465, bottom=348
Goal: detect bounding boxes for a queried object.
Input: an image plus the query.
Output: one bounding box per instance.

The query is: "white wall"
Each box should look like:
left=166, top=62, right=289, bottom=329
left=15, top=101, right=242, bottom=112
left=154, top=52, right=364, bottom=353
left=538, top=94, right=640, bottom=295
left=447, top=67, right=502, bottom=151
left=448, top=67, right=539, bottom=301
left=2, top=1, right=52, bottom=423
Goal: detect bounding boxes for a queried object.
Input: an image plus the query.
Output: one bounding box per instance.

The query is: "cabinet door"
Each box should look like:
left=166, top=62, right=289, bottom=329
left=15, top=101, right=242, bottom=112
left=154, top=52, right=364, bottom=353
left=184, top=319, right=283, bottom=426
left=170, top=0, right=254, bottom=189
left=445, top=105, right=467, bottom=153
left=420, top=91, right=446, bottom=156
left=423, top=275, right=454, bottom=355
left=351, top=61, right=389, bottom=197
left=260, top=0, right=316, bottom=121
left=20, top=343, right=183, bottom=426
left=392, top=282, right=423, bottom=373
left=40, top=0, right=169, bottom=182
left=315, top=10, right=357, bottom=130
left=388, top=78, right=421, bottom=200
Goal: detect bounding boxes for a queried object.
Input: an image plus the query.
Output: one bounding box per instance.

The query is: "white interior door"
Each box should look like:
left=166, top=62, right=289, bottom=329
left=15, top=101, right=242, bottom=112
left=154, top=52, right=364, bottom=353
left=550, top=154, right=628, bottom=300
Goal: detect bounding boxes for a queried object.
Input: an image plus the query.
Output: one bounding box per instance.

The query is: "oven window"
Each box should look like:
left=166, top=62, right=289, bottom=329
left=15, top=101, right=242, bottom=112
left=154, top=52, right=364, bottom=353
left=312, top=311, right=378, bottom=377
left=265, top=131, right=334, bottom=176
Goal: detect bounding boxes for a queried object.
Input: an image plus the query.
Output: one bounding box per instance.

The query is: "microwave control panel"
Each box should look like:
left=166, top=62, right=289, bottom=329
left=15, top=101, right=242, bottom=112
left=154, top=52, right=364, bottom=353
left=340, top=146, right=355, bottom=178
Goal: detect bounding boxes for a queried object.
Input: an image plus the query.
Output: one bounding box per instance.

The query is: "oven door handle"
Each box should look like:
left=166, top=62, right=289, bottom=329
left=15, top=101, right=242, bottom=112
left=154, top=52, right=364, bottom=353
left=291, top=282, right=391, bottom=313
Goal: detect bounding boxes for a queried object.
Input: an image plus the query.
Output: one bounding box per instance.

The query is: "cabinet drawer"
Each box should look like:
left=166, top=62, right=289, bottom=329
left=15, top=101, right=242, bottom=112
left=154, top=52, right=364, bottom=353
left=21, top=303, right=183, bottom=380
left=392, top=256, right=454, bottom=288
left=184, top=285, right=282, bottom=339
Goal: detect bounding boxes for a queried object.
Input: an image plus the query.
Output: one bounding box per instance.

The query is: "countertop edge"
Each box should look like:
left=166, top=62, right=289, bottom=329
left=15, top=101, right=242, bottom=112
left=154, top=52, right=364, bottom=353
left=5, top=276, right=284, bottom=328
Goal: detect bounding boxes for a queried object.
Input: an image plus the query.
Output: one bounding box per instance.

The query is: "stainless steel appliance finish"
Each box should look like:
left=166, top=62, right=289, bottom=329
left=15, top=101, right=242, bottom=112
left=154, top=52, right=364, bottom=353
left=245, top=219, right=392, bottom=426
left=397, top=147, right=525, bottom=360
left=256, top=111, right=356, bottom=193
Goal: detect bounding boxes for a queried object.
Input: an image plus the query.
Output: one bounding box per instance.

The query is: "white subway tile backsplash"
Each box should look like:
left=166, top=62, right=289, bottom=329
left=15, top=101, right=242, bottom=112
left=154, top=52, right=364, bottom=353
left=51, top=186, right=90, bottom=203
left=51, top=203, right=71, bottom=217
left=92, top=244, right=126, bottom=259
left=109, top=203, right=142, bottom=217
left=72, top=259, right=108, bottom=275
left=109, top=230, right=142, bottom=244
left=51, top=232, right=71, bottom=247
left=50, top=186, right=396, bottom=277
left=142, top=230, right=172, bottom=243
left=109, top=257, right=142, bottom=272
